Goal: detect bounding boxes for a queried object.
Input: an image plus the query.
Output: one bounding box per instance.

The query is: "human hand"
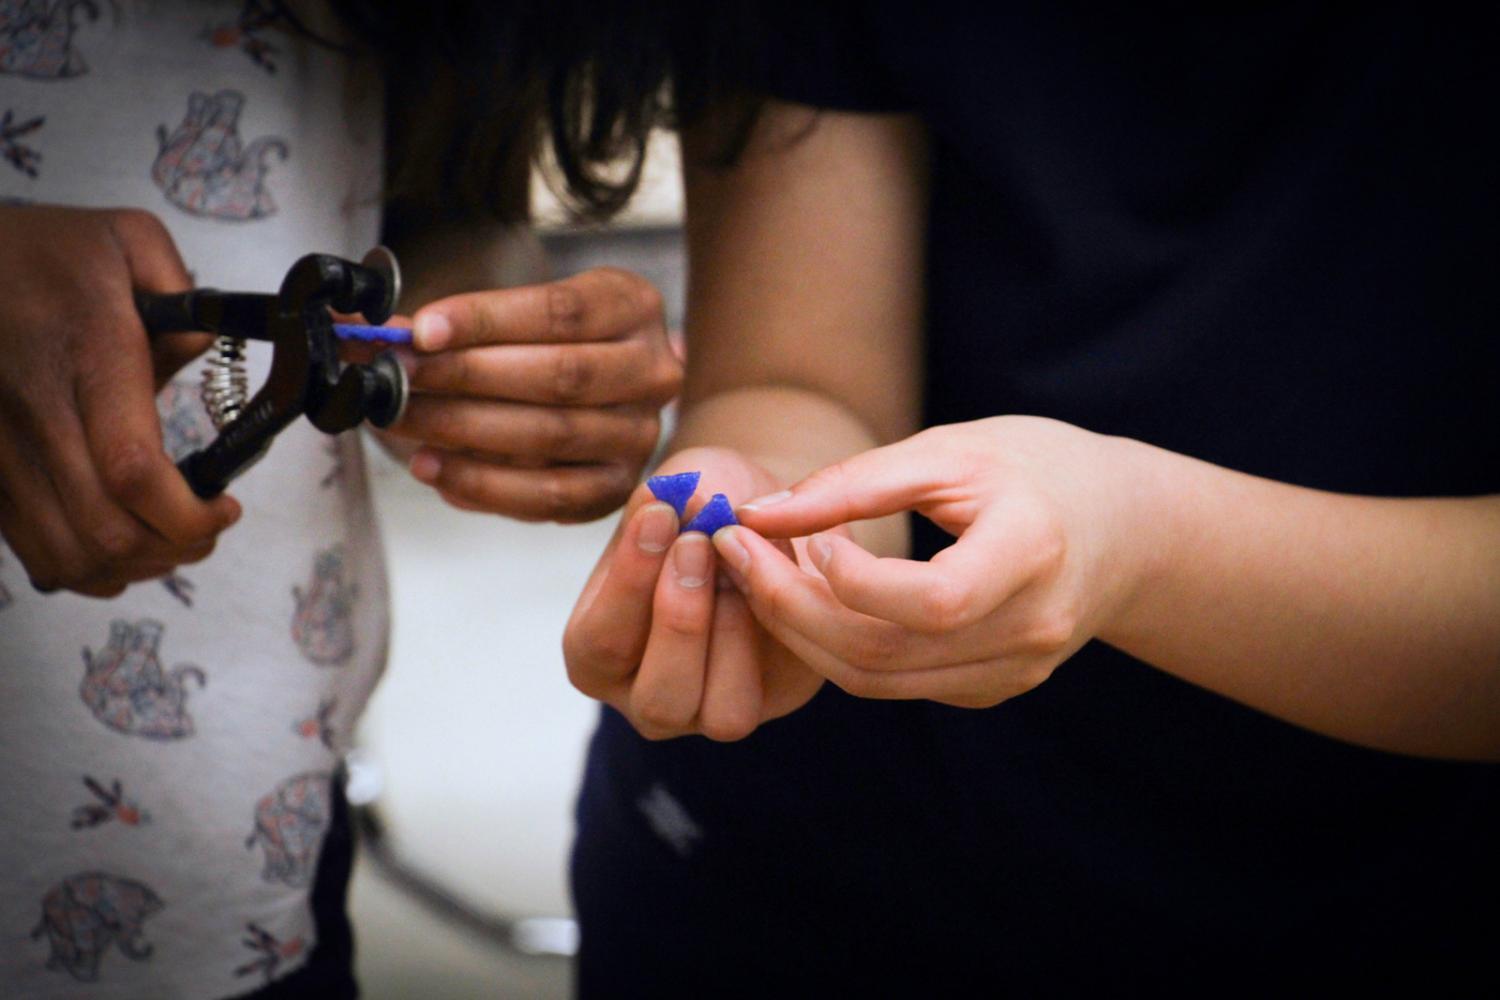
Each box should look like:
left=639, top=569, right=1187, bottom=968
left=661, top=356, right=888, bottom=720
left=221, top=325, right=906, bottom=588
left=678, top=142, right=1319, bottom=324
left=563, top=446, right=827, bottom=740
left=719, top=416, right=1159, bottom=708
left=0, top=204, right=241, bottom=597
left=384, top=268, right=682, bottom=522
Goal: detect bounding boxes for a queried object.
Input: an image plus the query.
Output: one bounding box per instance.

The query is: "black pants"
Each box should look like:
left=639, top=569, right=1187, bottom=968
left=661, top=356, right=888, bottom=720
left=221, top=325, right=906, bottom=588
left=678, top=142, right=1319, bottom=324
left=236, top=778, right=358, bottom=999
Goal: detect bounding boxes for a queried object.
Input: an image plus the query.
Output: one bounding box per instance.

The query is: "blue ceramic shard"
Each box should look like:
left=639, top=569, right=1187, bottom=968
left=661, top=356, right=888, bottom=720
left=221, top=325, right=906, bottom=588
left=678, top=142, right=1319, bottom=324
left=681, top=493, right=737, bottom=535
left=333, top=323, right=413, bottom=345
left=646, top=471, right=701, bottom=519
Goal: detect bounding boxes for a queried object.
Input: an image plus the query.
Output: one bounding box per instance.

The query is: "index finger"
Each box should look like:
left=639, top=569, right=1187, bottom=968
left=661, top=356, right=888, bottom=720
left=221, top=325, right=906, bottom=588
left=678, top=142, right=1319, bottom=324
left=736, top=433, right=964, bottom=539
left=412, top=268, right=663, bottom=351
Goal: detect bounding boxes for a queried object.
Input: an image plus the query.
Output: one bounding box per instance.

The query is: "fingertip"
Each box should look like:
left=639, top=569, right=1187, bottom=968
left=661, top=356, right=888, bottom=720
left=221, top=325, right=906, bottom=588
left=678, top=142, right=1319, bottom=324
left=413, top=311, right=451, bottom=352
left=409, top=450, right=441, bottom=484
left=711, top=525, right=750, bottom=576
left=635, top=502, right=677, bottom=554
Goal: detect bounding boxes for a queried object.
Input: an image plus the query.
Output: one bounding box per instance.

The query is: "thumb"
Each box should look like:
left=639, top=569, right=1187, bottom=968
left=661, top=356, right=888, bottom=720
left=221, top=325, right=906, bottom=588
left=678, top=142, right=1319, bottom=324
left=735, top=435, right=959, bottom=539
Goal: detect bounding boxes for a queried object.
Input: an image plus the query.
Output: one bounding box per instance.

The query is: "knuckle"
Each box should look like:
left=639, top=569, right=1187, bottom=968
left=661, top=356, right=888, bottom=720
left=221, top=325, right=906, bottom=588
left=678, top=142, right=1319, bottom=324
left=1020, top=603, right=1077, bottom=657
left=563, top=656, right=614, bottom=701
left=538, top=472, right=576, bottom=521
left=433, top=465, right=485, bottom=509
left=846, top=627, right=903, bottom=669
left=630, top=275, right=665, bottom=317
left=654, top=356, right=684, bottom=401
left=630, top=690, right=691, bottom=736
left=53, top=553, right=101, bottom=590
left=1018, top=658, right=1060, bottom=693
left=547, top=283, right=587, bottom=339
left=28, top=572, right=60, bottom=593
left=178, top=537, right=218, bottom=565
left=110, top=207, right=169, bottom=245
left=101, top=440, right=158, bottom=502
left=632, top=720, right=678, bottom=742
left=87, top=520, right=144, bottom=561
left=1013, top=499, right=1067, bottom=580
left=631, top=413, right=663, bottom=460
left=835, top=667, right=882, bottom=700
left=550, top=349, right=594, bottom=403
left=918, top=577, right=978, bottom=632
left=540, top=409, right=581, bottom=456
left=449, top=350, right=477, bottom=391
left=654, top=601, right=707, bottom=641
left=700, top=707, right=757, bottom=743
left=567, top=624, right=636, bottom=681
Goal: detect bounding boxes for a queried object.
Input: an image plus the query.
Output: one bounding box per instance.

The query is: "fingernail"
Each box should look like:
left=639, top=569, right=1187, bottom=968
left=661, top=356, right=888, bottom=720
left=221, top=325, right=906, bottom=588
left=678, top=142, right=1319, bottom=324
left=672, top=534, right=711, bottom=589
left=636, top=503, right=676, bottom=553
left=810, top=534, right=833, bottom=570
left=740, top=490, right=791, bottom=512
left=410, top=451, right=441, bottom=483
left=712, top=525, right=750, bottom=574
left=414, top=312, right=451, bottom=352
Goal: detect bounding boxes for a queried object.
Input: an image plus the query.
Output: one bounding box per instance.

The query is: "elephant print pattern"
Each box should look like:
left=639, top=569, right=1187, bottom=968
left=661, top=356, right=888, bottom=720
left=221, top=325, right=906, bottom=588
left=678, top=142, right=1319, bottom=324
left=0, top=0, right=97, bottom=79
left=292, top=544, right=357, bottom=665
left=32, top=873, right=163, bottom=983
left=246, top=772, right=331, bottom=887
left=152, top=90, right=288, bottom=221
left=80, top=620, right=205, bottom=740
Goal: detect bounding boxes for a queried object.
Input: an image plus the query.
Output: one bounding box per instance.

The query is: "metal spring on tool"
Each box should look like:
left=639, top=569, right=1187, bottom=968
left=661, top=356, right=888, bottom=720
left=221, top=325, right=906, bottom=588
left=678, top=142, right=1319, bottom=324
left=200, top=335, right=249, bottom=431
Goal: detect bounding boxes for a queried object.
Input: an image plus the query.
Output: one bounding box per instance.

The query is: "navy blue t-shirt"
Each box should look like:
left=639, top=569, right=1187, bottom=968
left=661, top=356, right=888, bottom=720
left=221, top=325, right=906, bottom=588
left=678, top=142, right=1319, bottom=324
left=573, top=6, right=1499, bottom=994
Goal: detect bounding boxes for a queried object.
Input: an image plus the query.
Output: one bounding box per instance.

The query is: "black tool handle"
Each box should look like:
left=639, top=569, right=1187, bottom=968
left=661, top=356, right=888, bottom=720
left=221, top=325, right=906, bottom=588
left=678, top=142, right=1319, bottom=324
left=174, top=394, right=296, bottom=498
left=134, top=290, right=277, bottom=339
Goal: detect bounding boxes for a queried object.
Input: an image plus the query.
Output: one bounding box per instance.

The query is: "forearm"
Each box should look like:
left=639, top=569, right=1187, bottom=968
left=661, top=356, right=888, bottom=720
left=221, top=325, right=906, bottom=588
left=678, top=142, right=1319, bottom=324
left=670, top=384, right=910, bottom=557
left=1104, top=436, right=1500, bottom=759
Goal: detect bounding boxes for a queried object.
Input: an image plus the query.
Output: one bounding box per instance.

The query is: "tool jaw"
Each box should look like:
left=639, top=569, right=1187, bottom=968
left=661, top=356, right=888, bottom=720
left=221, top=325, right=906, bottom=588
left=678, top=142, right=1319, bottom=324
left=138, top=250, right=409, bottom=497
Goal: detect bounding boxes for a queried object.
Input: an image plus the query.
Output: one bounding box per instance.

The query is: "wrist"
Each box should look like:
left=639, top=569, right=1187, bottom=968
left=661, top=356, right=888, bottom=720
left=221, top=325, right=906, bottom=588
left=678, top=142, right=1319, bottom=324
left=1091, top=434, right=1187, bottom=651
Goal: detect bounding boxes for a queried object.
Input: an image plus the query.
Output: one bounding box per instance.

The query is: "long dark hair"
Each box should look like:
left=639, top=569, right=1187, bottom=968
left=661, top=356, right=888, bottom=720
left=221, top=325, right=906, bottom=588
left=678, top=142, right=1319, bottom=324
left=327, top=1, right=765, bottom=227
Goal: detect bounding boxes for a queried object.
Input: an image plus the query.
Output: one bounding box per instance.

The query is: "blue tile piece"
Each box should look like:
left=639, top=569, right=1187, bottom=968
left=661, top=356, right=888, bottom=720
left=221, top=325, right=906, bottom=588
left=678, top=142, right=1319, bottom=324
left=646, top=471, right=701, bottom=519
left=681, top=493, right=737, bottom=535
left=332, top=323, right=413, bottom=345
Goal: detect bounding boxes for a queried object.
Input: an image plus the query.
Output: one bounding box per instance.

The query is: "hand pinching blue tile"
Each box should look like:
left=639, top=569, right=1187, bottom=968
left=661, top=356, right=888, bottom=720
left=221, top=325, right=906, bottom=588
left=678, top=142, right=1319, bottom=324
left=681, top=493, right=737, bottom=535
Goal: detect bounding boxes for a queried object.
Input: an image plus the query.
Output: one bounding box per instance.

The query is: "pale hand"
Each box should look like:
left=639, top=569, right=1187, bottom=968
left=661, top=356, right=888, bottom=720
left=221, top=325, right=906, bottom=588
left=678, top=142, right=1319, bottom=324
left=563, top=446, right=827, bottom=741
left=721, top=416, right=1156, bottom=708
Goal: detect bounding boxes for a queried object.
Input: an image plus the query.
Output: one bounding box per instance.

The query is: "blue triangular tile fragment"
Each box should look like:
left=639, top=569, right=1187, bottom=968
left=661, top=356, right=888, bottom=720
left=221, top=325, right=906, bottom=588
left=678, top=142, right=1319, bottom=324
left=646, top=471, right=701, bottom=519
left=681, top=493, right=737, bottom=535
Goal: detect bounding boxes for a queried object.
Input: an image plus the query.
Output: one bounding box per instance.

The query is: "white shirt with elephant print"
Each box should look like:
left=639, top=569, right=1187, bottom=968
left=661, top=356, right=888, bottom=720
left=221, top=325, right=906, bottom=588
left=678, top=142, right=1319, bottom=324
left=0, top=3, right=389, bottom=997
